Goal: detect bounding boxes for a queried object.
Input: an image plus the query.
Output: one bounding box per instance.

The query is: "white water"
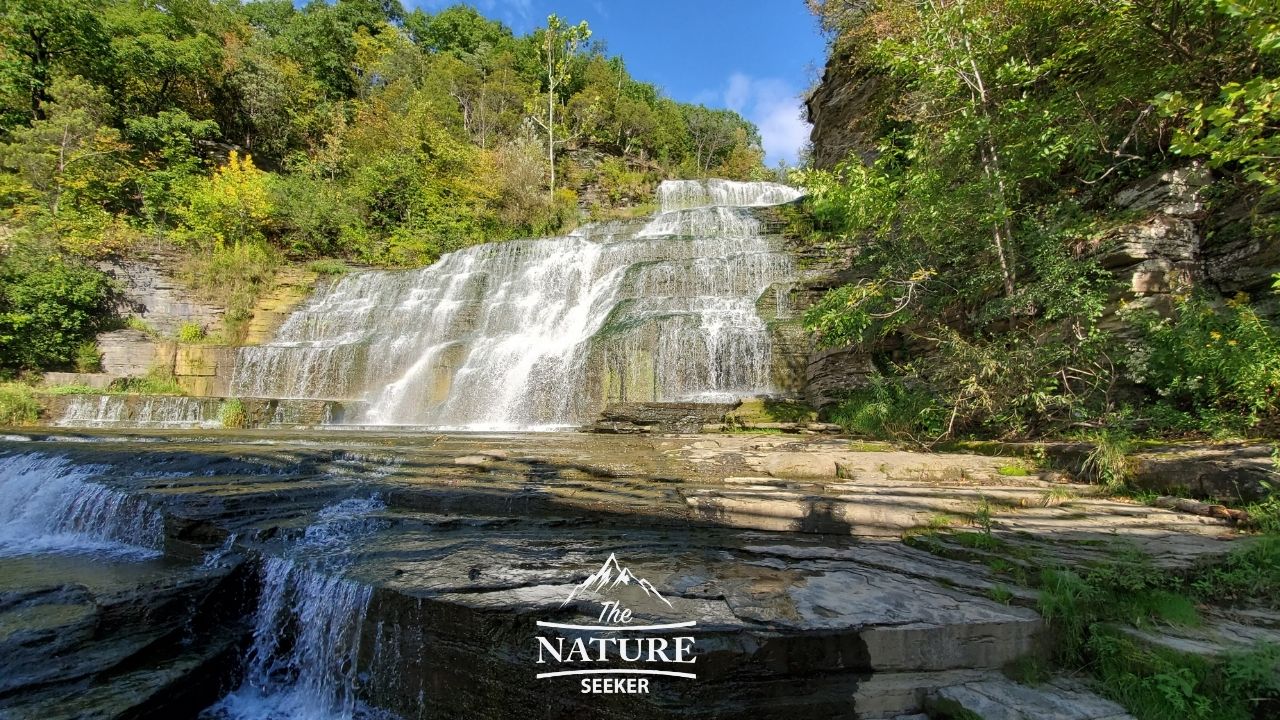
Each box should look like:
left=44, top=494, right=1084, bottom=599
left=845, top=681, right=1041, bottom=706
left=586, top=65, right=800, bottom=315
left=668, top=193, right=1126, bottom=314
left=56, top=395, right=224, bottom=428
left=205, top=497, right=391, bottom=720
left=230, top=179, right=801, bottom=428
left=0, top=453, right=164, bottom=558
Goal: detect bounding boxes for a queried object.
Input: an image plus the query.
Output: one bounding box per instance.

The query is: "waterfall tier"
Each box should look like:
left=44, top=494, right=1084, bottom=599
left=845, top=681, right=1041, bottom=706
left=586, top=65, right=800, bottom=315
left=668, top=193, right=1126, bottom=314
left=0, top=452, right=164, bottom=558
left=230, top=179, right=803, bottom=428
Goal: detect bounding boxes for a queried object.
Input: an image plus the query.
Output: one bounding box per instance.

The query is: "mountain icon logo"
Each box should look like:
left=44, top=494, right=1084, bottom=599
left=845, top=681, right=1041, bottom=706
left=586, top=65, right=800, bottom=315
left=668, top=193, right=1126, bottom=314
left=560, top=553, right=673, bottom=608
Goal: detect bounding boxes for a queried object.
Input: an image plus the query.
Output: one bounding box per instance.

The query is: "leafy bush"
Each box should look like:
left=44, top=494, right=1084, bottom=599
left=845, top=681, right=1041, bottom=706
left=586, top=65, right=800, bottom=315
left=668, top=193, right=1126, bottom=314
left=73, top=341, right=101, bottom=373
left=176, top=322, right=206, bottom=343
left=1132, top=293, right=1280, bottom=433
left=0, top=382, right=41, bottom=425
left=176, top=152, right=272, bottom=249
left=826, top=376, right=943, bottom=443
left=0, top=249, right=113, bottom=371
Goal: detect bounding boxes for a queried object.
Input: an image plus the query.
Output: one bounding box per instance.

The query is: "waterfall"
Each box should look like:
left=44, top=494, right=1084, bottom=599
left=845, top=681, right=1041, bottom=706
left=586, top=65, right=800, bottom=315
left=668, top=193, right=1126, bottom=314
left=0, top=453, right=164, bottom=558
left=205, top=497, right=389, bottom=720
left=230, top=179, right=802, bottom=428
left=56, top=395, right=224, bottom=428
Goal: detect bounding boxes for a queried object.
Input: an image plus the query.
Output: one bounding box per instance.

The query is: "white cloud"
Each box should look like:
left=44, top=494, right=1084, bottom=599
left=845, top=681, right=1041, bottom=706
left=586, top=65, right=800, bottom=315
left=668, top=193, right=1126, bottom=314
left=711, top=73, right=809, bottom=167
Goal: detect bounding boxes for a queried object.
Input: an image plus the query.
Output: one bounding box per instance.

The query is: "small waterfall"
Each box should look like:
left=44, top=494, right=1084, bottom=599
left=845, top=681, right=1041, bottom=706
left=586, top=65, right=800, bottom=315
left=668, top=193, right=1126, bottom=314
left=205, top=497, right=389, bottom=720
left=656, top=178, right=804, bottom=210
left=57, top=395, right=224, bottom=428
left=0, top=453, right=164, bottom=558
left=231, top=179, right=802, bottom=428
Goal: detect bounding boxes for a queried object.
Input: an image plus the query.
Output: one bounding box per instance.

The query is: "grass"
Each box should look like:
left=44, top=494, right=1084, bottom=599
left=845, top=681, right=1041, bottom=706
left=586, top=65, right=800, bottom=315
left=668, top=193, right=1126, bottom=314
left=997, top=464, right=1035, bottom=476
left=0, top=382, right=41, bottom=425
left=987, top=585, right=1014, bottom=605
left=220, top=398, right=247, bottom=428
left=124, top=315, right=159, bottom=337
left=1040, top=487, right=1077, bottom=505
left=1079, top=429, right=1134, bottom=490
left=42, top=383, right=105, bottom=395
left=108, top=367, right=186, bottom=396
left=307, top=258, right=348, bottom=276
left=180, top=241, right=276, bottom=343
left=1032, top=539, right=1280, bottom=720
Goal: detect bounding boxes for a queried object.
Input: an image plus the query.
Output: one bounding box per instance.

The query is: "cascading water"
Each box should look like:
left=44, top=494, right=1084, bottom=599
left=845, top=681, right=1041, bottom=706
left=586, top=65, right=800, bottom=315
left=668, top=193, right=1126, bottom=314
left=205, top=497, right=391, bottom=720
left=56, top=395, right=225, bottom=428
left=230, top=179, right=802, bottom=428
left=0, top=453, right=164, bottom=558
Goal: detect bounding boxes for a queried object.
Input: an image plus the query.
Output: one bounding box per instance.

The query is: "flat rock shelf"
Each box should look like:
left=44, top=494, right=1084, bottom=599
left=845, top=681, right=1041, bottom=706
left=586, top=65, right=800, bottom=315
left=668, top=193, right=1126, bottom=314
left=0, top=430, right=1244, bottom=719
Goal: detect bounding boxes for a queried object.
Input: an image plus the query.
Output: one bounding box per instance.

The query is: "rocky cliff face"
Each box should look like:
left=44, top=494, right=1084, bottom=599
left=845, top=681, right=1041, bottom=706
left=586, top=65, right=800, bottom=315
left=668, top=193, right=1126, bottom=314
left=805, top=48, right=893, bottom=170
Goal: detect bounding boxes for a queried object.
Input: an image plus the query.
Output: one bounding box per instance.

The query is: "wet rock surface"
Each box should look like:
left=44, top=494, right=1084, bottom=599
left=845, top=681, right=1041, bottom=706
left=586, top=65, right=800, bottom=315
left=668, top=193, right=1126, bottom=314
left=0, top=430, right=1258, bottom=719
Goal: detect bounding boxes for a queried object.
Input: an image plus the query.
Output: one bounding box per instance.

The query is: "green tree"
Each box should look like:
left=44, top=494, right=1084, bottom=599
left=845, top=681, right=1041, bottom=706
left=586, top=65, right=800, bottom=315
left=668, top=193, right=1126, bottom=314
left=0, top=76, right=126, bottom=217
left=529, top=14, right=590, bottom=199
left=0, top=0, right=110, bottom=122
left=177, top=151, right=273, bottom=249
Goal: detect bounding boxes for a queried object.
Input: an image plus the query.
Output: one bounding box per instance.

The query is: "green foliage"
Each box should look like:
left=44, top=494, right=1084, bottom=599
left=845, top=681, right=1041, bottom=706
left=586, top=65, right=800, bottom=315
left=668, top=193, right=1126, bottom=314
left=306, top=258, right=348, bottom=276
left=1159, top=0, right=1280, bottom=190
left=0, top=0, right=768, bottom=314
left=1027, top=538, right=1280, bottom=719
left=73, top=341, right=100, bottom=373
left=124, top=316, right=158, bottom=337
left=1190, top=535, right=1280, bottom=605
left=176, top=322, right=206, bottom=344
left=109, top=367, right=185, bottom=395
left=801, top=0, right=1278, bottom=441
left=220, top=398, right=246, bottom=428
left=826, top=376, right=943, bottom=444
left=41, top=383, right=101, bottom=395
left=1080, top=429, right=1135, bottom=489
left=0, top=245, right=113, bottom=370
left=1088, top=631, right=1278, bottom=720
left=0, top=382, right=40, bottom=425
left=1244, top=481, right=1280, bottom=534
left=997, top=464, right=1034, bottom=477
left=177, top=151, right=272, bottom=249
left=1132, top=292, right=1280, bottom=433
left=179, top=241, right=276, bottom=340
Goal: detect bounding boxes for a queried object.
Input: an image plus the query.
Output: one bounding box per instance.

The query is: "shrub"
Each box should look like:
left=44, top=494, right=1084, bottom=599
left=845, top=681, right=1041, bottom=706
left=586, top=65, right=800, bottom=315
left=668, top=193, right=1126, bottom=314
left=73, top=341, right=102, bottom=373
left=826, top=376, right=943, bottom=443
left=177, top=322, right=206, bottom=343
left=0, top=250, right=113, bottom=371
left=220, top=398, right=247, bottom=428
left=0, top=382, right=41, bottom=425
left=1132, top=293, right=1280, bottom=433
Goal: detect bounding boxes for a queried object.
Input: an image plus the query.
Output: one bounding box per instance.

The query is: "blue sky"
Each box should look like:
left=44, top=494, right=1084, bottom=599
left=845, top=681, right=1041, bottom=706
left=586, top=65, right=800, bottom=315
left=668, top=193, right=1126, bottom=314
left=407, top=1, right=827, bottom=165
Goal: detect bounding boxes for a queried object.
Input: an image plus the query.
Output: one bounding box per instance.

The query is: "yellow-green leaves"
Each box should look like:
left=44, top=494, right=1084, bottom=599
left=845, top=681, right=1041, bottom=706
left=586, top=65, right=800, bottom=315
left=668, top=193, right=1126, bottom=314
left=177, top=151, right=273, bottom=249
